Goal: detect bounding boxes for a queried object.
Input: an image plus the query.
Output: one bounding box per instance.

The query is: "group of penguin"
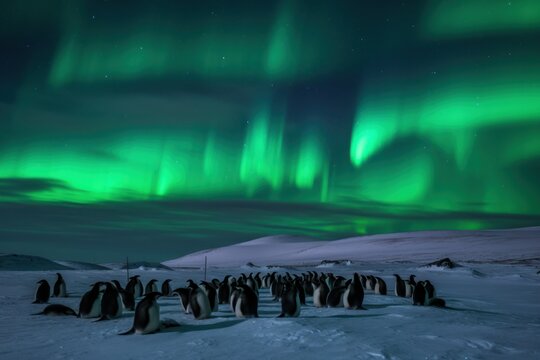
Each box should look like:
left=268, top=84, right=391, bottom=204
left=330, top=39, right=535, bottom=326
left=32, top=271, right=446, bottom=335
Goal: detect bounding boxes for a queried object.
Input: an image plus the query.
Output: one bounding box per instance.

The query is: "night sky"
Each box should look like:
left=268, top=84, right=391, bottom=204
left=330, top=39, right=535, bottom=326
left=1, top=1, right=540, bottom=262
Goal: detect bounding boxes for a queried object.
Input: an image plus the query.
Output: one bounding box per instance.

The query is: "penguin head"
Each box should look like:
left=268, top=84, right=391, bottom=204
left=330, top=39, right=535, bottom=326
left=186, top=279, right=198, bottom=289
left=56, top=273, right=62, bottom=278
left=393, top=274, right=401, bottom=279
left=37, top=279, right=47, bottom=284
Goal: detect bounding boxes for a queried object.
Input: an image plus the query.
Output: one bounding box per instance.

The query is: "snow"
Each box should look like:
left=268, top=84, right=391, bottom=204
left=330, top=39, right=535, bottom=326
left=163, top=227, right=540, bottom=268
left=1, top=228, right=540, bottom=359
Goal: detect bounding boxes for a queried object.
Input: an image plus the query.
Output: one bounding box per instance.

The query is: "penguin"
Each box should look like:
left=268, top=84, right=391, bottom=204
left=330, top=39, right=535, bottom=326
left=366, top=275, right=376, bottom=291
left=230, top=283, right=241, bottom=312
left=119, top=292, right=162, bottom=335
left=254, top=272, right=263, bottom=289
left=79, top=282, right=104, bottom=318
left=187, top=280, right=211, bottom=320
left=52, top=273, right=67, bottom=297
left=112, top=280, right=135, bottom=311
left=326, top=285, right=346, bottom=307
left=344, top=273, right=364, bottom=310
left=294, top=278, right=306, bottom=305
left=278, top=282, right=300, bottom=317
left=393, top=274, right=406, bottom=297
left=303, top=274, right=314, bottom=297
left=145, top=279, right=158, bottom=295
left=33, top=280, right=50, bottom=304
left=218, top=275, right=231, bottom=304
left=246, top=274, right=259, bottom=293
left=312, top=280, right=330, bottom=308
left=234, top=284, right=259, bottom=318
left=32, top=304, right=77, bottom=316
left=126, top=275, right=143, bottom=298
left=172, top=287, right=191, bottom=313
left=96, top=282, right=123, bottom=321
left=374, top=277, right=387, bottom=295
left=412, top=281, right=426, bottom=306
left=428, top=297, right=446, bottom=308
left=360, top=274, right=367, bottom=289
left=161, top=279, right=172, bottom=297
left=200, top=281, right=219, bottom=312
left=405, top=275, right=416, bottom=298
left=424, top=280, right=436, bottom=300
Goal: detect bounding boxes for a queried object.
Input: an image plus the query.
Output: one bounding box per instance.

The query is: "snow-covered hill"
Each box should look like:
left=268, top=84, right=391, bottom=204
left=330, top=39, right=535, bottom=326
left=0, top=254, right=73, bottom=271
left=163, top=227, right=540, bottom=268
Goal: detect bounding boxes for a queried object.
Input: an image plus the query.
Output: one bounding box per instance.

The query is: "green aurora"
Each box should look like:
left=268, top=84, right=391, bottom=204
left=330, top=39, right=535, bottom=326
left=1, top=1, right=539, bottom=261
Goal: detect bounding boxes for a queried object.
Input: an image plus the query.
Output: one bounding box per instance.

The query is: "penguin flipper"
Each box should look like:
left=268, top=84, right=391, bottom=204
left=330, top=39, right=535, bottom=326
left=94, top=315, right=109, bottom=322
left=118, top=327, right=135, bottom=335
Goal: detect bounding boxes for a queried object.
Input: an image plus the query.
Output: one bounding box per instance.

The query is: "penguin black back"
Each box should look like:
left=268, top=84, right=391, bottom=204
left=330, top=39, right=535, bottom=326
left=53, top=273, right=67, bottom=297
left=33, top=280, right=50, bottom=304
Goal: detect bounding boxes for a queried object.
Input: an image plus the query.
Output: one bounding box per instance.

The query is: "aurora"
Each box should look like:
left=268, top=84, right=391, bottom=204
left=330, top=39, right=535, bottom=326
left=1, top=0, right=539, bottom=262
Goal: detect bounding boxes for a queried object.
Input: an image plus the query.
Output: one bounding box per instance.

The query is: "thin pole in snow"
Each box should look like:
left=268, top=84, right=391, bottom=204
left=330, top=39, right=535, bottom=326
left=204, top=256, right=207, bottom=281
left=126, top=257, right=130, bottom=283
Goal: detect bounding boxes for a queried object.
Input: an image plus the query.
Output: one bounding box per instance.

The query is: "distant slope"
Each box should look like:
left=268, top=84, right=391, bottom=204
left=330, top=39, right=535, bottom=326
left=163, top=227, right=540, bottom=268
left=54, top=260, right=110, bottom=270
left=0, top=254, right=74, bottom=271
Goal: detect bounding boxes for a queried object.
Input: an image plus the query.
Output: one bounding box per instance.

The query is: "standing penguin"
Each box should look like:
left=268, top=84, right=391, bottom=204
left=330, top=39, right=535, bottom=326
left=200, top=281, right=219, bottom=312
left=112, top=280, right=135, bottom=311
left=405, top=275, right=416, bottom=298
left=172, top=287, right=191, bottom=313
left=96, top=282, right=123, bottom=320
left=412, top=281, right=426, bottom=306
left=424, top=280, right=436, bottom=300
left=119, top=292, right=162, bottom=335
left=235, top=284, right=259, bottom=318
left=187, top=280, right=211, bottom=320
left=33, top=280, right=50, bottom=304
left=145, top=279, right=158, bottom=295
left=218, top=275, right=232, bottom=304
left=126, top=275, right=143, bottom=298
left=393, top=274, right=406, bottom=297
left=79, top=282, right=104, bottom=318
left=312, top=280, right=330, bottom=308
left=278, top=282, right=300, bottom=317
left=161, top=279, right=172, bottom=297
left=374, top=277, right=387, bottom=295
left=344, top=273, right=364, bottom=310
left=366, top=275, right=376, bottom=291
left=52, top=273, right=67, bottom=297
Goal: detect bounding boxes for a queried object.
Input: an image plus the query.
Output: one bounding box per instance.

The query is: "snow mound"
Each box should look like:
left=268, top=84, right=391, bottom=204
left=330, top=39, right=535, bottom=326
left=164, top=227, right=540, bottom=268
left=0, top=254, right=73, bottom=271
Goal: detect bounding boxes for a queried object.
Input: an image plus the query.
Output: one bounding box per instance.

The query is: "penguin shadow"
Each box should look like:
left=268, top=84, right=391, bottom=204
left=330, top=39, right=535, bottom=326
left=364, top=303, right=408, bottom=310
left=160, top=319, right=243, bottom=333
left=300, top=313, right=385, bottom=319
left=442, top=306, right=501, bottom=316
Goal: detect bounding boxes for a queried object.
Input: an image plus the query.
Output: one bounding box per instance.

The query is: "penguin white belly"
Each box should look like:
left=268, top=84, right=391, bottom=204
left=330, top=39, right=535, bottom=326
left=87, top=294, right=103, bottom=318
left=343, top=288, right=351, bottom=308
left=135, top=283, right=142, bottom=297
left=115, top=295, right=124, bottom=317
left=234, top=297, right=244, bottom=317
left=313, top=288, right=322, bottom=307
left=405, top=281, right=412, bottom=297
left=138, top=304, right=160, bottom=334
left=195, top=291, right=211, bottom=319
left=58, top=282, right=66, bottom=297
